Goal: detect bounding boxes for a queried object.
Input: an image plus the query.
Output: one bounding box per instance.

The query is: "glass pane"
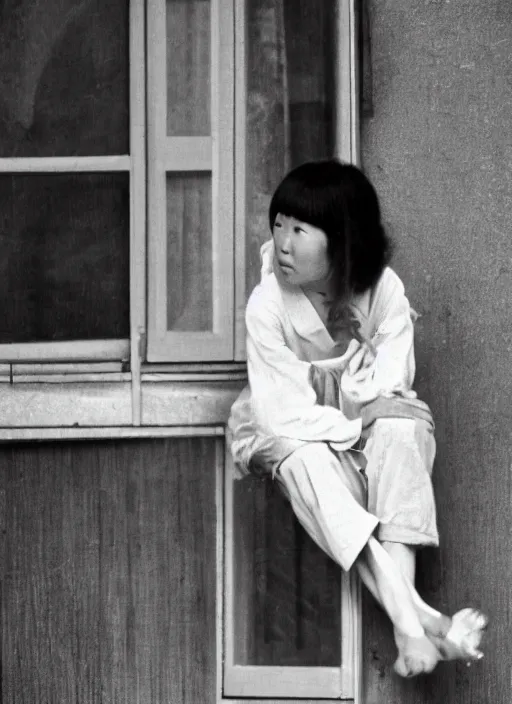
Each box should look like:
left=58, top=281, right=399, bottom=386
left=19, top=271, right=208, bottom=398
left=245, top=0, right=336, bottom=297
left=0, top=173, right=130, bottom=343
left=167, top=173, right=213, bottom=332
left=232, top=477, right=342, bottom=666
left=0, top=0, right=129, bottom=157
left=166, top=0, right=211, bottom=136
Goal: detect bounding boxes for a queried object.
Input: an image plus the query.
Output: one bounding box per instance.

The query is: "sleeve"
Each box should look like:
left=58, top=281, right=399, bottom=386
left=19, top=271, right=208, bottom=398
left=245, top=288, right=362, bottom=447
left=341, top=268, right=417, bottom=406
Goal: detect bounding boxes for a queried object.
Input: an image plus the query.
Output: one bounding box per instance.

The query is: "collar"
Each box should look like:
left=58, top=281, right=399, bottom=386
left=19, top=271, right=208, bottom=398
left=260, top=239, right=371, bottom=353
left=274, top=253, right=339, bottom=353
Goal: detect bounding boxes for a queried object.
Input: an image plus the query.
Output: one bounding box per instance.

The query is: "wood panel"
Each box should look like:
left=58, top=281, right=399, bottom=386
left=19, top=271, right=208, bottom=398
left=224, top=450, right=361, bottom=701
left=231, top=476, right=342, bottom=667
left=0, top=437, right=219, bottom=704
left=361, top=1, right=512, bottom=702
left=237, top=0, right=346, bottom=359
left=147, top=0, right=234, bottom=362
left=1, top=443, right=102, bottom=702
left=166, top=0, right=211, bottom=136
left=166, top=172, right=213, bottom=332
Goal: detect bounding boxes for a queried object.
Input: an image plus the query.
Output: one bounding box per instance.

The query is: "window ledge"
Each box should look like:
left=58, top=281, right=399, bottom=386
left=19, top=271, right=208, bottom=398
left=0, top=378, right=245, bottom=430
left=0, top=425, right=224, bottom=442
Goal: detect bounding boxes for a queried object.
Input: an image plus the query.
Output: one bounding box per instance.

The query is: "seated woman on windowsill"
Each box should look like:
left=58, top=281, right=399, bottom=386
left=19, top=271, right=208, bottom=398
left=228, top=159, right=487, bottom=678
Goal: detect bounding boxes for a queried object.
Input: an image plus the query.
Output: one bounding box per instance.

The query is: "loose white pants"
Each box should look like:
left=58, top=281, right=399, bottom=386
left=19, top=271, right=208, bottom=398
left=275, top=418, right=438, bottom=572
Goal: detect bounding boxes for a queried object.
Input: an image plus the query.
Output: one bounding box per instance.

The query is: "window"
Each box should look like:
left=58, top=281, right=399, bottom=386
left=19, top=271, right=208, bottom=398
left=223, top=453, right=362, bottom=701
left=0, top=1, right=362, bottom=700
left=223, top=4, right=362, bottom=699
left=0, top=0, right=358, bottom=369
left=0, top=0, right=139, bottom=364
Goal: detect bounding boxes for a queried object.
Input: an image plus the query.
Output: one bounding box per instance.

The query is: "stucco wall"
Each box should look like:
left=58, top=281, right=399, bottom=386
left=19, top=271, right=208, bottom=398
left=361, top=1, right=512, bottom=702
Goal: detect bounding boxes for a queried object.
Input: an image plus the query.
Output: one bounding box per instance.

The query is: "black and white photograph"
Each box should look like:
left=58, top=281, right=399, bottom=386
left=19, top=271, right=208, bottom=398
left=0, top=1, right=509, bottom=702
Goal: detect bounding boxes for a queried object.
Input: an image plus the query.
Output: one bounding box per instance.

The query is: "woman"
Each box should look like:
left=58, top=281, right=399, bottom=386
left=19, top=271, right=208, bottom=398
left=228, top=159, right=487, bottom=677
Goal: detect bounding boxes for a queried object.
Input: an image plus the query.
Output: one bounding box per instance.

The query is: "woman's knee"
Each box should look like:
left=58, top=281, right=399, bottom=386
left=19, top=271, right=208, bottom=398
left=366, top=418, right=436, bottom=473
left=369, top=417, right=433, bottom=446
left=277, top=443, right=333, bottom=511
left=278, top=443, right=334, bottom=484
left=279, top=442, right=368, bottom=510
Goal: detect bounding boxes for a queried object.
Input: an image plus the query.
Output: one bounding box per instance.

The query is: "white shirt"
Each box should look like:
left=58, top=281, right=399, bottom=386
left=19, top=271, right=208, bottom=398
left=228, top=240, right=417, bottom=474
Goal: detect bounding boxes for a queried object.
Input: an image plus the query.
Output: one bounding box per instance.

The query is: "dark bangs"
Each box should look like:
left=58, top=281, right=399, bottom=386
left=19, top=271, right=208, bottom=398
left=268, top=160, right=344, bottom=234
left=268, top=159, right=391, bottom=295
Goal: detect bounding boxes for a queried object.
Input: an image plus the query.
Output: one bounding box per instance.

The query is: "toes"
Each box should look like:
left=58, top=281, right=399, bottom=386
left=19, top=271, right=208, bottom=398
left=393, top=654, right=412, bottom=678
left=431, top=608, right=488, bottom=662
left=393, top=634, right=440, bottom=678
left=449, top=609, right=487, bottom=637
left=473, top=611, right=488, bottom=631
left=452, top=608, right=488, bottom=632
left=393, top=652, right=438, bottom=678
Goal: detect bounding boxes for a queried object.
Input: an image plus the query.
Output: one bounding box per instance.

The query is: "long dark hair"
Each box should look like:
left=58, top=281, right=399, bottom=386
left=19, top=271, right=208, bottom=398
left=269, top=158, right=391, bottom=341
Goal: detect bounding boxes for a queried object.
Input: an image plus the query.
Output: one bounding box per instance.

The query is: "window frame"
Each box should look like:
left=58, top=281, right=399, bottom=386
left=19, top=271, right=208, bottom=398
left=225, top=0, right=363, bottom=699
left=0, top=0, right=360, bottom=375
left=222, top=448, right=362, bottom=702
left=146, top=0, right=235, bottom=363
left=233, top=0, right=361, bottom=361
left=0, top=0, right=145, bottom=368
left=0, top=2, right=364, bottom=700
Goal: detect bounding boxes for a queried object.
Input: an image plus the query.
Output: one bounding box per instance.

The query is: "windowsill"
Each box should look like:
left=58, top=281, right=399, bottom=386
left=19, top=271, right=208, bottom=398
left=0, top=425, right=224, bottom=442
left=0, top=375, right=245, bottom=431
left=1, top=370, right=247, bottom=384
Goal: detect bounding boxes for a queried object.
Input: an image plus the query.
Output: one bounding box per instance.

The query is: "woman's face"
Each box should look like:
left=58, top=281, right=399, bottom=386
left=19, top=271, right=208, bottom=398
left=273, top=213, right=331, bottom=290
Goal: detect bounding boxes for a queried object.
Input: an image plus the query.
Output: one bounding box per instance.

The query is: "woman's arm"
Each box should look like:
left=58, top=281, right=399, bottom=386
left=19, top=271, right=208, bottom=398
left=246, top=287, right=362, bottom=448
left=341, top=268, right=419, bottom=410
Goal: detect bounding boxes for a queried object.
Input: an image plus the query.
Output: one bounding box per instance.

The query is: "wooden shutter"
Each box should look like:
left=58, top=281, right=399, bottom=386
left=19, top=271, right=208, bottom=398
left=147, top=0, right=235, bottom=362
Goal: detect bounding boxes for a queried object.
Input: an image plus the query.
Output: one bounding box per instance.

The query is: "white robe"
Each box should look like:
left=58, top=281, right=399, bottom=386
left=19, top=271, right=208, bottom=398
left=228, top=239, right=420, bottom=477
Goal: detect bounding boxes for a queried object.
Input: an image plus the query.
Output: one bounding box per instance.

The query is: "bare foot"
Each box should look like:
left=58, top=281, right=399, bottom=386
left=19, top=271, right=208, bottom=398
left=417, top=609, right=452, bottom=638
left=393, top=630, right=440, bottom=677
left=426, top=608, right=488, bottom=662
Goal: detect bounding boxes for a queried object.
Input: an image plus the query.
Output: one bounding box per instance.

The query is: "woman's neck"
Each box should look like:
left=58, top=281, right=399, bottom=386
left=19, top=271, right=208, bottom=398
left=301, top=278, right=336, bottom=300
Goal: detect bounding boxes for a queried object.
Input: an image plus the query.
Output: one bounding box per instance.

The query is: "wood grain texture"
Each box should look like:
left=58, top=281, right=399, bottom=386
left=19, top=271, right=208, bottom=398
left=146, top=0, right=234, bottom=363
left=244, top=0, right=338, bottom=302
left=129, top=0, right=148, bottom=427
left=1, top=443, right=102, bottom=703
left=166, top=0, right=210, bottom=136
left=361, top=1, right=512, bottom=702
left=231, top=476, right=342, bottom=667
left=0, top=437, right=219, bottom=704
left=166, top=172, right=213, bottom=332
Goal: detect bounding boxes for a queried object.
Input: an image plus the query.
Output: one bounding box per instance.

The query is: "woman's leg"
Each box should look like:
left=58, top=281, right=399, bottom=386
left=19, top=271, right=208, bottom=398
left=355, top=539, right=486, bottom=667
left=355, top=537, right=440, bottom=676
left=276, top=443, right=440, bottom=676
left=381, top=541, right=486, bottom=661
left=382, top=541, right=415, bottom=582
left=359, top=541, right=438, bottom=627
left=363, top=419, right=486, bottom=661
left=277, top=439, right=486, bottom=675
left=364, top=418, right=439, bottom=548
left=382, top=541, right=447, bottom=633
